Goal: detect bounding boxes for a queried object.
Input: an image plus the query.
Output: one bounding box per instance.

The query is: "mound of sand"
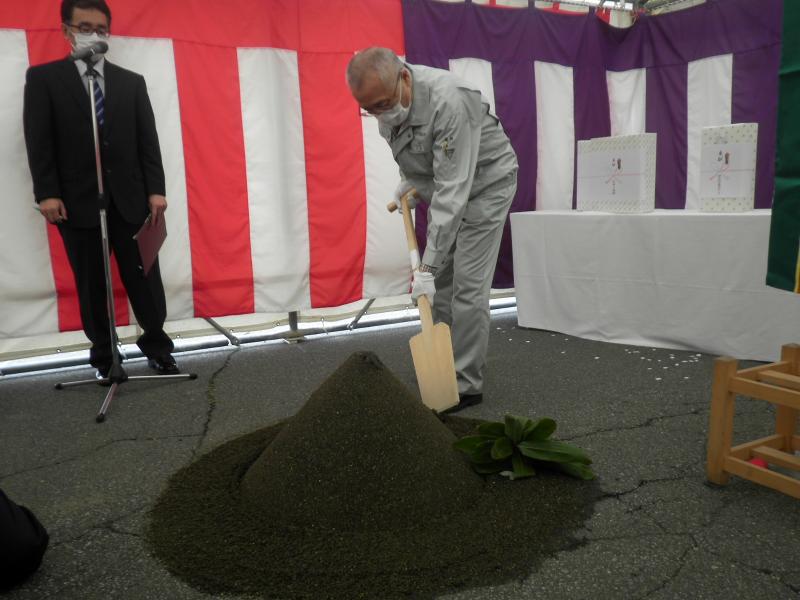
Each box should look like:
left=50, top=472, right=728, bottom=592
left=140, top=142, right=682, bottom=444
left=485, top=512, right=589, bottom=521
left=240, top=351, right=482, bottom=531
left=147, top=351, right=597, bottom=599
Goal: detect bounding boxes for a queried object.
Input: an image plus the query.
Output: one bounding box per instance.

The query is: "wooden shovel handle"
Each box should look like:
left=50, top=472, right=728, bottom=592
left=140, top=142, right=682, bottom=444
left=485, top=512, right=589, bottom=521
left=387, top=190, right=419, bottom=262
left=387, top=189, right=434, bottom=330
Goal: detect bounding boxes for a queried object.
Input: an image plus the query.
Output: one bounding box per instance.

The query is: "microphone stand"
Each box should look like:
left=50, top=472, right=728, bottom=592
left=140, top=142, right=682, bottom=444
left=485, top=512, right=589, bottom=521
left=55, top=60, right=196, bottom=423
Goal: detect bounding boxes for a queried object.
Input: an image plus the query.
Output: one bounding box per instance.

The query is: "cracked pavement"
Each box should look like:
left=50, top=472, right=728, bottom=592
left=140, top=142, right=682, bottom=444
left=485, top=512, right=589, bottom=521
left=1, top=311, right=798, bottom=599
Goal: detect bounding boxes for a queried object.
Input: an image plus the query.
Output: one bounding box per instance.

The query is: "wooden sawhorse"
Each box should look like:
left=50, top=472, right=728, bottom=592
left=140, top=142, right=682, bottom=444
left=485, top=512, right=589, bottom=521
left=706, top=344, right=800, bottom=499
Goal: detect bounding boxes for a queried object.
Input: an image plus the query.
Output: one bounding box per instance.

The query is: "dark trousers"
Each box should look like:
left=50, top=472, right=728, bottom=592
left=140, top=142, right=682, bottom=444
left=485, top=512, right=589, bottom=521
left=58, top=202, right=173, bottom=369
left=0, top=489, right=49, bottom=591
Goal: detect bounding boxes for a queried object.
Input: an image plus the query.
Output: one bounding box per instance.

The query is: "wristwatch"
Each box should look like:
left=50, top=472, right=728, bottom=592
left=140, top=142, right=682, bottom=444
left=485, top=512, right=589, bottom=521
left=418, top=263, right=437, bottom=274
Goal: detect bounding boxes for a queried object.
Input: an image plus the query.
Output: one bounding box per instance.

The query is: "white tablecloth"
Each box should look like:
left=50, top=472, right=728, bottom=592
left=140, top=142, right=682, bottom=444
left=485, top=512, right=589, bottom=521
left=511, top=210, right=800, bottom=361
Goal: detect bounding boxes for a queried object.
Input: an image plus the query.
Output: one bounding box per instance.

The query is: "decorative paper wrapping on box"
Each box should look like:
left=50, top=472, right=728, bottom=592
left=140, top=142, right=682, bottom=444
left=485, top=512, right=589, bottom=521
left=700, top=123, right=758, bottom=212
left=576, top=133, right=657, bottom=213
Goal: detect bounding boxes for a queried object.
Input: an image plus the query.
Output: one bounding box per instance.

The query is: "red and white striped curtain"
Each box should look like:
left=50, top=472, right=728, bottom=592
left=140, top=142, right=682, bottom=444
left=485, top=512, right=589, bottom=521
left=0, top=0, right=410, bottom=339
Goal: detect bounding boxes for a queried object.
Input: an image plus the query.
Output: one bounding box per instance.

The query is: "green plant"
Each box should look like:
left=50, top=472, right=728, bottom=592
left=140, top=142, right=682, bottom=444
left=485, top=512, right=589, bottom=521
left=453, top=415, right=595, bottom=481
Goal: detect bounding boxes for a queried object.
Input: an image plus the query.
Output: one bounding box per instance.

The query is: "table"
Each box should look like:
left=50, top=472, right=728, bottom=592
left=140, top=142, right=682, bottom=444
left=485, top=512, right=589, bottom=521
left=511, top=210, right=800, bottom=361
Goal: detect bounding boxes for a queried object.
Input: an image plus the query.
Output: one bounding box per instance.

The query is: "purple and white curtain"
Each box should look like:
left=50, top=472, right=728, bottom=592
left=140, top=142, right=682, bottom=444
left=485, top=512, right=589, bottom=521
left=403, top=0, right=782, bottom=287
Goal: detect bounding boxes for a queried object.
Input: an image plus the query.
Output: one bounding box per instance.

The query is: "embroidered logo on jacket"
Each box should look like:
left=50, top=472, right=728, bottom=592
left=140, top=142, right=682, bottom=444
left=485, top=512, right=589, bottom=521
left=441, top=136, right=455, bottom=160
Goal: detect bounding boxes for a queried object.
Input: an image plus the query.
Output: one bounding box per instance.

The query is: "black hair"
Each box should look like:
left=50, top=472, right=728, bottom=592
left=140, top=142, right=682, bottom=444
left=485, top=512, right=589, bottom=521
left=60, top=0, right=112, bottom=26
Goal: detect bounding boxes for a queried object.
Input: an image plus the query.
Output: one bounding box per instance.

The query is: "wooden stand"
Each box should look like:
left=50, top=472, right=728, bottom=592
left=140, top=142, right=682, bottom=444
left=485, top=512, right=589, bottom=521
left=706, top=344, right=800, bottom=499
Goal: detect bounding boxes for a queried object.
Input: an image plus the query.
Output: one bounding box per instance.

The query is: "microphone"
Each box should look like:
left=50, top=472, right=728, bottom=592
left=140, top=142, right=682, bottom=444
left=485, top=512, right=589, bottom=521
left=70, top=41, right=108, bottom=62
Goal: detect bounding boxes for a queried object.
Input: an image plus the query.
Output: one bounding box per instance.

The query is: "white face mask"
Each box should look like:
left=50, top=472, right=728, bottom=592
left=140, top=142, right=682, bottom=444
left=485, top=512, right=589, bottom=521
left=376, top=81, right=410, bottom=127
left=73, top=32, right=108, bottom=63
left=377, top=100, right=410, bottom=127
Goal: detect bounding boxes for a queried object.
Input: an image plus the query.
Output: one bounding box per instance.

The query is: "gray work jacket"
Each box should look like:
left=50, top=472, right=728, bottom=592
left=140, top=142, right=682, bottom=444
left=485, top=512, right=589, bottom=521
left=379, top=63, right=518, bottom=268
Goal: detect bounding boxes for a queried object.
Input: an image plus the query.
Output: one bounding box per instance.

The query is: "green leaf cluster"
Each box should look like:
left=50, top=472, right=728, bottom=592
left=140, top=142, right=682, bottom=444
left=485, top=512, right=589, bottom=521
left=453, top=415, right=595, bottom=481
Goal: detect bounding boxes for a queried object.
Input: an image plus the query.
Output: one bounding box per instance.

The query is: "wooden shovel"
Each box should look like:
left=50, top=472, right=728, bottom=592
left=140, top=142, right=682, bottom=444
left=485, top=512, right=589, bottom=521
left=387, top=191, right=459, bottom=413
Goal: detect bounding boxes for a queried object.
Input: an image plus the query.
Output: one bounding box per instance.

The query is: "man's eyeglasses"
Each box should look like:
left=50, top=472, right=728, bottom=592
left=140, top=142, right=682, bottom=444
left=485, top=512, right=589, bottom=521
left=65, top=23, right=110, bottom=38
left=361, top=70, right=402, bottom=115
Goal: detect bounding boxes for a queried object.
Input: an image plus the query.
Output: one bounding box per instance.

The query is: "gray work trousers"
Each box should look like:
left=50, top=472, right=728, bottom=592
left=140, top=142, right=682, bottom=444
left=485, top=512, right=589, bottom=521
left=432, top=175, right=517, bottom=396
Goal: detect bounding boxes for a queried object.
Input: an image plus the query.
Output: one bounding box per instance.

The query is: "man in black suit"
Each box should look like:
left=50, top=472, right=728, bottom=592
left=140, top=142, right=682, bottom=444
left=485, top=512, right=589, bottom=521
left=23, top=0, right=179, bottom=378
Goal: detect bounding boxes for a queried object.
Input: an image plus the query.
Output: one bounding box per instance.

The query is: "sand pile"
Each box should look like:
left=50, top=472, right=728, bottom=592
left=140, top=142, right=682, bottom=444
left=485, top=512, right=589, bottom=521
left=147, top=351, right=597, bottom=599
left=239, top=351, right=482, bottom=532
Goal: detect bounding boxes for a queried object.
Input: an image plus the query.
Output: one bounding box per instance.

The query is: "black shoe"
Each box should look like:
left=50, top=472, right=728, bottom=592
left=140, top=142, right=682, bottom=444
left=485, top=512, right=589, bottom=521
left=148, top=355, right=180, bottom=375
left=95, top=367, right=111, bottom=387
left=442, top=393, right=483, bottom=414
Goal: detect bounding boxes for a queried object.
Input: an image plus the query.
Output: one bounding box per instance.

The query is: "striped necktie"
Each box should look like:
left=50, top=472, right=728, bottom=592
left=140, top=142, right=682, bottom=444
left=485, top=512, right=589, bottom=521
left=87, top=69, right=105, bottom=129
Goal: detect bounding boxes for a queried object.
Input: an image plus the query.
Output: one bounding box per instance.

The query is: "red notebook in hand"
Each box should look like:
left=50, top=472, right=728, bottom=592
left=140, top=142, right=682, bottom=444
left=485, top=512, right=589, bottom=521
left=133, top=214, right=167, bottom=276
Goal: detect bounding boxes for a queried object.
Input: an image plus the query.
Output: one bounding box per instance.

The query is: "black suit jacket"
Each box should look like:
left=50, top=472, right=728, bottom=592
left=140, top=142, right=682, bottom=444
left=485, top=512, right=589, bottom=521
left=23, top=58, right=166, bottom=228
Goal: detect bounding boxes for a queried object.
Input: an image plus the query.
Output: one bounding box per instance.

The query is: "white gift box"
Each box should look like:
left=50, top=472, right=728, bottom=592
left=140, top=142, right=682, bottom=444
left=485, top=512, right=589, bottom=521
left=699, top=123, right=758, bottom=212
left=576, top=133, right=657, bottom=213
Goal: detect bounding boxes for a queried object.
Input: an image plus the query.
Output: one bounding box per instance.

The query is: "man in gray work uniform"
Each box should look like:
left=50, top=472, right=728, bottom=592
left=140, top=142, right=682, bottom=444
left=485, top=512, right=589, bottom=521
left=347, top=47, right=518, bottom=412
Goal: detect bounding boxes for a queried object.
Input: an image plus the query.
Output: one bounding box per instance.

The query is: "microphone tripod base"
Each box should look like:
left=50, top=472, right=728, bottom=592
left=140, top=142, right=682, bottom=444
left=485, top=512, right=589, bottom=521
left=54, top=363, right=198, bottom=423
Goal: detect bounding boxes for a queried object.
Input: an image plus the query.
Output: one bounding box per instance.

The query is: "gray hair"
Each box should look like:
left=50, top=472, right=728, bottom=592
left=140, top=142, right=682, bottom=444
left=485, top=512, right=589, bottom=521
left=346, top=47, right=403, bottom=90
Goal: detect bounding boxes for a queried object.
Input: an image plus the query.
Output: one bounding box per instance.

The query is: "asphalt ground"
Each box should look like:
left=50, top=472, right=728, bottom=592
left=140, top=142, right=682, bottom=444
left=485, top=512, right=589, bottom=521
left=1, top=310, right=798, bottom=599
